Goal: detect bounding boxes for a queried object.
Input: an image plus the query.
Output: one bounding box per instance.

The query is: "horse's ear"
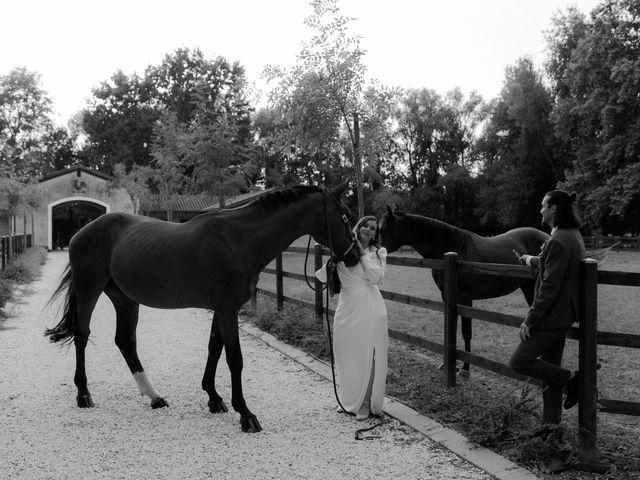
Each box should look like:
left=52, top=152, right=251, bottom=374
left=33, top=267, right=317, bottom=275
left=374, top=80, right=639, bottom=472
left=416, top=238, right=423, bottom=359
left=331, top=180, right=349, bottom=199
left=386, top=205, right=395, bottom=220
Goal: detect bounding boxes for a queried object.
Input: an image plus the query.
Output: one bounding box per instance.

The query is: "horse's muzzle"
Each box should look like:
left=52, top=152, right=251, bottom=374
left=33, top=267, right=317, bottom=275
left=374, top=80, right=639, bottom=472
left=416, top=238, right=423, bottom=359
left=339, top=240, right=360, bottom=267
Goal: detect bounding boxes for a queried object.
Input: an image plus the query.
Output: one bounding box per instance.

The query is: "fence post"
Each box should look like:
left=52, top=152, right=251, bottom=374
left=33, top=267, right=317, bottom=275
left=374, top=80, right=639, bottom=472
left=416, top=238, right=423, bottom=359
left=314, top=244, right=324, bottom=322
left=1, top=237, right=6, bottom=271
left=575, top=258, right=611, bottom=473
left=275, top=253, right=284, bottom=311
left=444, top=252, right=458, bottom=387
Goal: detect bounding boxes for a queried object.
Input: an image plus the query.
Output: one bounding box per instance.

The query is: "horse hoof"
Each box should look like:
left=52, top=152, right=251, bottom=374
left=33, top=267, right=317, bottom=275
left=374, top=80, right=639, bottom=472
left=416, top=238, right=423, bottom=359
left=77, top=394, right=94, bottom=408
left=457, top=369, right=470, bottom=378
left=241, top=415, right=262, bottom=433
left=208, top=399, right=228, bottom=413
left=151, top=397, right=169, bottom=409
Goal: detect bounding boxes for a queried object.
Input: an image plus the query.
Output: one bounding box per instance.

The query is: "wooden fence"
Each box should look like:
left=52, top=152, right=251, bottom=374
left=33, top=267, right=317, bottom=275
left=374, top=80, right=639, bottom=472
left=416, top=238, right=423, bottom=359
left=398, top=236, right=640, bottom=254
left=256, top=244, right=640, bottom=469
left=1, top=234, right=32, bottom=271
left=583, top=235, right=640, bottom=250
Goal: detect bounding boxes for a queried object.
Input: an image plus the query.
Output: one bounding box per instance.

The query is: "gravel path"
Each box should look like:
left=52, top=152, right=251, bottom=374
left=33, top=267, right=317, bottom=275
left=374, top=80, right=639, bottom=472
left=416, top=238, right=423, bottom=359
left=0, top=251, right=494, bottom=480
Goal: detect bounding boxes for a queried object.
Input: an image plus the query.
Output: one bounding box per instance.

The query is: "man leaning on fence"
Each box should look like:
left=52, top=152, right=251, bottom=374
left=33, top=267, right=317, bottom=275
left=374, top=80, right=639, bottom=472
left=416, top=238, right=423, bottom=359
left=510, top=190, right=586, bottom=425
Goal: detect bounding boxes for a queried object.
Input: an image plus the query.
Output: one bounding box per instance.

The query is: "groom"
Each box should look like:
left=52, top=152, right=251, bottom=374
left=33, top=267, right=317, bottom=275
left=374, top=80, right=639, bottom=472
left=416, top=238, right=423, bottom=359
left=510, top=189, right=586, bottom=424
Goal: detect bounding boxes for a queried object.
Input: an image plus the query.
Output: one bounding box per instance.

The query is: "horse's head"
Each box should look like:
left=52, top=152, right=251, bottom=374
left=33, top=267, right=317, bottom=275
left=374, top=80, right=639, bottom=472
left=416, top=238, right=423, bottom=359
left=378, top=205, right=407, bottom=253
left=315, top=181, right=359, bottom=267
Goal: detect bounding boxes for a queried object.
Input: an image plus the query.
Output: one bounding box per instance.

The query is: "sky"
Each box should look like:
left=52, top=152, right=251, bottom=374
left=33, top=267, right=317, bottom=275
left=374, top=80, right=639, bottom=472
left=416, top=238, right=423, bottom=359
left=1, top=0, right=603, bottom=126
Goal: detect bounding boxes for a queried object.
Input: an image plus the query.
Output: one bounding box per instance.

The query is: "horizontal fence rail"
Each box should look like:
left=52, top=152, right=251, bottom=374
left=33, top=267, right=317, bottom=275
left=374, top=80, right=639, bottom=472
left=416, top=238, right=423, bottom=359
left=393, top=236, right=640, bottom=254
left=256, top=243, right=640, bottom=467
left=583, top=235, right=640, bottom=250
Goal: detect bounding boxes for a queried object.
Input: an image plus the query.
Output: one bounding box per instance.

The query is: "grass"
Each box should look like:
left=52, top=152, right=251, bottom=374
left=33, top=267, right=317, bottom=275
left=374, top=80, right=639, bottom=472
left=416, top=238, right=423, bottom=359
left=247, top=248, right=640, bottom=479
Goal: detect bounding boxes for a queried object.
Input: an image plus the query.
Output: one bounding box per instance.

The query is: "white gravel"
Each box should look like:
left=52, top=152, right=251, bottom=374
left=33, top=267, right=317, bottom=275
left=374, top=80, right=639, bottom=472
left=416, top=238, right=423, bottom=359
left=0, top=251, right=494, bottom=480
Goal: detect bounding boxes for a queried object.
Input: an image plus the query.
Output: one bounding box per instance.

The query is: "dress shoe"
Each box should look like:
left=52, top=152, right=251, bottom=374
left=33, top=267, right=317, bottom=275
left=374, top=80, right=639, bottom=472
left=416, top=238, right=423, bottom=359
left=564, top=371, right=580, bottom=409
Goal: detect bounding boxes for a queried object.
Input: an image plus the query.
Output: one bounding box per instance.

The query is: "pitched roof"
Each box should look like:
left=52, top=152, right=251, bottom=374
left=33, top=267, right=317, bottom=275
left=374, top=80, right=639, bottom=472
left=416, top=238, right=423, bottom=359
left=141, top=195, right=218, bottom=213
left=39, top=165, right=114, bottom=183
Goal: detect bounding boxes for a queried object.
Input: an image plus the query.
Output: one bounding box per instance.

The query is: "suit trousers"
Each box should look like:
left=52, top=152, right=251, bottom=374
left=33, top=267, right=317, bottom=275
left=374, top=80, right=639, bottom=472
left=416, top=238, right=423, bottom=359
left=509, top=328, right=573, bottom=424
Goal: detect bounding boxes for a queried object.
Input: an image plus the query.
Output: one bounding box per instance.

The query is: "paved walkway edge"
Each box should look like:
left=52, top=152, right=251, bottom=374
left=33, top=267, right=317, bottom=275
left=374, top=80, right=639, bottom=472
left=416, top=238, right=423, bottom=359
left=240, top=322, right=540, bottom=480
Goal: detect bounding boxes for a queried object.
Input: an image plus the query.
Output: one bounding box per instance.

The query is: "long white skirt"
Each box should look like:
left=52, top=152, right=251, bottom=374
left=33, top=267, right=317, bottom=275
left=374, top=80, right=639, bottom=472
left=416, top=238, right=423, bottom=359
left=333, top=282, right=388, bottom=415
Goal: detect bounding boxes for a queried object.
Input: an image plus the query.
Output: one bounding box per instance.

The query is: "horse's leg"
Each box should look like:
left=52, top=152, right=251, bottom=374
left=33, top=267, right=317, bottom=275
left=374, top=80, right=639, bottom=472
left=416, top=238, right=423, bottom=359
left=459, top=296, right=472, bottom=376
left=521, top=280, right=535, bottom=307
left=73, top=334, right=93, bottom=408
left=218, top=309, right=261, bottom=433
left=201, top=312, right=228, bottom=413
left=72, top=278, right=106, bottom=408
left=105, top=282, right=168, bottom=409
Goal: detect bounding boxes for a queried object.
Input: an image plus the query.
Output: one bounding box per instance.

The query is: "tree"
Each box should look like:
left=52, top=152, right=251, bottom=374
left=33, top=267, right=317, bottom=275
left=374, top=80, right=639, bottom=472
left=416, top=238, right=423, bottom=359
left=36, top=126, right=80, bottom=175
left=186, top=71, right=258, bottom=206
left=109, top=162, right=153, bottom=215
left=81, top=70, right=159, bottom=174
left=147, top=48, right=251, bottom=128
left=0, top=177, right=42, bottom=238
left=380, top=87, right=485, bottom=225
left=475, top=58, right=558, bottom=230
left=546, top=0, right=640, bottom=234
left=0, top=67, right=54, bottom=181
left=0, top=177, right=22, bottom=235
left=389, top=88, right=446, bottom=192
left=264, top=0, right=370, bottom=215
left=149, top=111, right=193, bottom=221
left=189, top=116, right=258, bottom=208
left=81, top=47, right=254, bottom=178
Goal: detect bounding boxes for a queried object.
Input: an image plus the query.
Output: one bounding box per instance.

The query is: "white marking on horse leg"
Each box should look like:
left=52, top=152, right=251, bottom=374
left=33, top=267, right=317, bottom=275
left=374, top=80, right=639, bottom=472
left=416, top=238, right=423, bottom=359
left=133, top=371, right=162, bottom=400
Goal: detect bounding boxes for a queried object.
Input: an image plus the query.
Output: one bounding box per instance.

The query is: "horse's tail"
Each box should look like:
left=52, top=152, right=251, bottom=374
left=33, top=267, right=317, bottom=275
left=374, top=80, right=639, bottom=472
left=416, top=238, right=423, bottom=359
left=44, top=265, right=77, bottom=345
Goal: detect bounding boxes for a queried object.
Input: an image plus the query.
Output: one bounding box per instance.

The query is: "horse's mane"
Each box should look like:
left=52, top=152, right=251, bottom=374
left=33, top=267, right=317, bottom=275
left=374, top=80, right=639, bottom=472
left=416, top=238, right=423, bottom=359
left=222, top=185, right=323, bottom=212
left=402, top=213, right=477, bottom=254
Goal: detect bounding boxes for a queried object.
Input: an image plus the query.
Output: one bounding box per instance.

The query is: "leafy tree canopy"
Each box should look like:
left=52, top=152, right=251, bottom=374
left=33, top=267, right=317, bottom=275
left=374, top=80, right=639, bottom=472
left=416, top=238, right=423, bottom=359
left=547, top=0, right=640, bottom=234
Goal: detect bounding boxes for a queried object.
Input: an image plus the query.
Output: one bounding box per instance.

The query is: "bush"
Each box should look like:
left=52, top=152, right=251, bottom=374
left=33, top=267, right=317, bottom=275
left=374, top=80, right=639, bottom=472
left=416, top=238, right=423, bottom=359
left=0, top=247, right=47, bottom=310
left=0, top=277, right=11, bottom=311
left=1, top=246, right=47, bottom=282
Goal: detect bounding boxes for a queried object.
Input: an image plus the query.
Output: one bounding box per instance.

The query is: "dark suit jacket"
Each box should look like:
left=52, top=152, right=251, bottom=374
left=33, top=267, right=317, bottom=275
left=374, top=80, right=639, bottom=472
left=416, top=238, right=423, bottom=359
left=525, top=228, right=585, bottom=331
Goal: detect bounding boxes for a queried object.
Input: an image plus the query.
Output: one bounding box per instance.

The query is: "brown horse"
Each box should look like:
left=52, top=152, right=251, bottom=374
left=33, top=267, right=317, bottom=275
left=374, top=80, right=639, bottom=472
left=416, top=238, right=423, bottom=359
left=378, top=206, right=548, bottom=373
left=45, top=183, right=359, bottom=432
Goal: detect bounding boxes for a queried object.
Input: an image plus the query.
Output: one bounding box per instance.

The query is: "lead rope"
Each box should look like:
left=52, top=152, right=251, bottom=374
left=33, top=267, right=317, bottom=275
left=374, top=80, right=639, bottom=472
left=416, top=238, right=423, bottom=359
left=322, top=273, right=385, bottom=440
left=304, top=192, right=385, bottom=440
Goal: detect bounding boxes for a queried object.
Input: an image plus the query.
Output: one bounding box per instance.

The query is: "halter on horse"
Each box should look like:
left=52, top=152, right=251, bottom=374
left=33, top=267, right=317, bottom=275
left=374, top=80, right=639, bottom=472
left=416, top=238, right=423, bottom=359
left=378, top=206, right=548, bottom=374
left=45, top=182, right=359, bottom=433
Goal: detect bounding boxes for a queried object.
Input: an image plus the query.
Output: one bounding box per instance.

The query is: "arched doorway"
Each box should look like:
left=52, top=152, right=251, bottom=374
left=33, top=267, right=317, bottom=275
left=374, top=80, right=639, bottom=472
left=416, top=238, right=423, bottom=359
left=48, top=198, right=108, bottom=250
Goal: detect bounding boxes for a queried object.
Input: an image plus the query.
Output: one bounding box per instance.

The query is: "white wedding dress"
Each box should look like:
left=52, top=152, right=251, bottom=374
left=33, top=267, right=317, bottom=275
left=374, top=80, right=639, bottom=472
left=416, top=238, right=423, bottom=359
left=316, top=247, right=388, bottom=415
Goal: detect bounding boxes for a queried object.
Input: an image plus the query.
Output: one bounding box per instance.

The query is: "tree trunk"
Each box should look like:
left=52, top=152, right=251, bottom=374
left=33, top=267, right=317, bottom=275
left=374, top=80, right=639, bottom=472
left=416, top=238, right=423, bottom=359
left=353, top=113, right=364, bottom=218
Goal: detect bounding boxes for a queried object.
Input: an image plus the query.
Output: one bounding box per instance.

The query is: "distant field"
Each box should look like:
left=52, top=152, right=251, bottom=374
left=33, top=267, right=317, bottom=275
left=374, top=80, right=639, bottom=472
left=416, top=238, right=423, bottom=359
left=256, top=246, right=640, bottom=432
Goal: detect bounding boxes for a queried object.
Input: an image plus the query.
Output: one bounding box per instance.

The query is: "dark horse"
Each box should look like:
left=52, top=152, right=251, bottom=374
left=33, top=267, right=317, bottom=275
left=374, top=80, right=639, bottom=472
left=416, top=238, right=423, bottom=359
left=378, top=206, right=549, bottom=374
left=45, top=183, right=359, bottom=432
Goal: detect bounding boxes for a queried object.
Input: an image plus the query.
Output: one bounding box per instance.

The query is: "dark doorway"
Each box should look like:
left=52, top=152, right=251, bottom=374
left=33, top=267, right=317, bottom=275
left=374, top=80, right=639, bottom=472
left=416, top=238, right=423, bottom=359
left=52, top=201, right=106, bottom=250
